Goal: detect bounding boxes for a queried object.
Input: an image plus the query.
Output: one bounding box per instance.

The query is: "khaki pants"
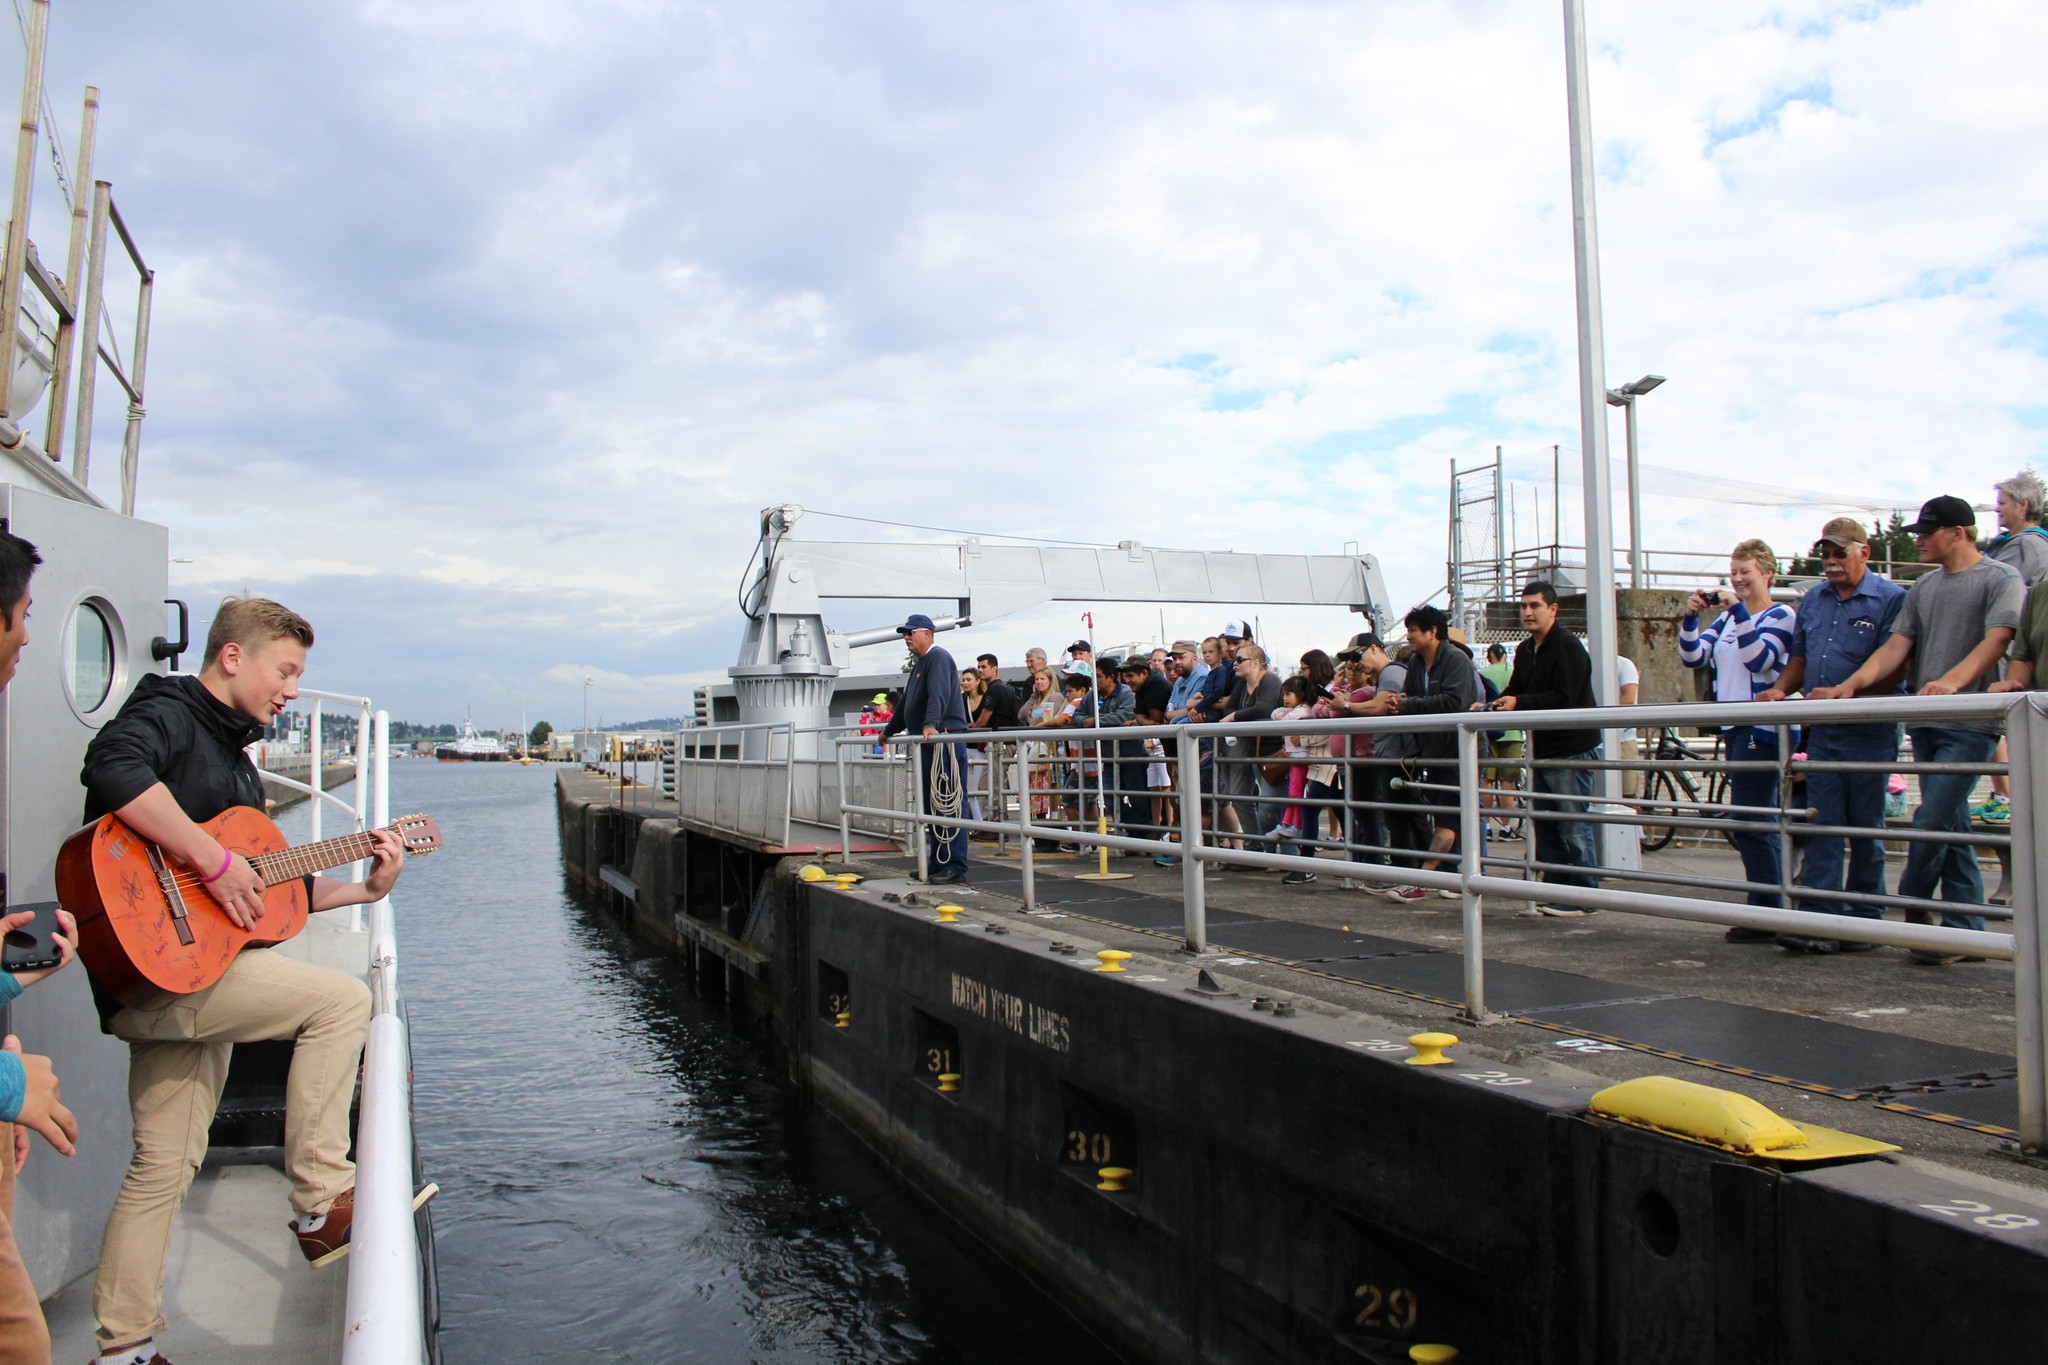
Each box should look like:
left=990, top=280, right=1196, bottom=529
left=92, top=950, right=370, bottom=1352
left=0, top=1123, right=51, bottom=1365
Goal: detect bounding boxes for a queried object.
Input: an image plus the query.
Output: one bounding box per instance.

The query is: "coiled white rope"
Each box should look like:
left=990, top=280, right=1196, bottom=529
left=928, top=740, right=964, bottom=869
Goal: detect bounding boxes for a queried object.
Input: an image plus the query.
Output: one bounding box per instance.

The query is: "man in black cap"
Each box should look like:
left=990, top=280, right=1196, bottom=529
left=882, top=613, right=972, bottom=882
left=1808, top=495, right=2022, bottom=959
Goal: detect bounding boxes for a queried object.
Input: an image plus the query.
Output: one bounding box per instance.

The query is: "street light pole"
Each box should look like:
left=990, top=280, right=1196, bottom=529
left=1605, top=374, right=1666, bottom=589
left=582, top=675, right=593, bottom=746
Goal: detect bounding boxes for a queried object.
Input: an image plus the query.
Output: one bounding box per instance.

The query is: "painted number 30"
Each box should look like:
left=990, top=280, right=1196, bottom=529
left=1352, top=1283, right=1419, bottom=1332
left=1918, top=1198, right=2041, bottom=1231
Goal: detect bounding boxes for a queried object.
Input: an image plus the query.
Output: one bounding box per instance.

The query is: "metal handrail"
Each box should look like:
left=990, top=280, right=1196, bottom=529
left=833, top=690, right=2048, bottom=1154
left=340, top=709, right=428, bottom=1363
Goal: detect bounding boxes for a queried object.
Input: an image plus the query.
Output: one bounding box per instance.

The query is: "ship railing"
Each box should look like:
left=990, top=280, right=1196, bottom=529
left=833, top=692, right=2048, bottom=1155
left=260, top=697, right=427, bottom=1360
left=342, top=708, right=430, bottom=1363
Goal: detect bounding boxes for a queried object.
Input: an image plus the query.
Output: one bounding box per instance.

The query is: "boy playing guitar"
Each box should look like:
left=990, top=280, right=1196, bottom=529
left=81, top=598, right=412, bottom=1365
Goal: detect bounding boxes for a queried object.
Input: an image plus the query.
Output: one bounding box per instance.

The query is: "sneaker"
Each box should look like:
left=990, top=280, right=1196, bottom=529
left=1974, top=795, right=2011, bottom=824
left=1436, top=888, right=1462, bottom=900
left=1153, top=854, right=1182, bottom=867
left=1282, top=870, right=1317, bottom=885
left=1724, top=926, right=1778, bottom=944
left=1514, top=905, right=1547, bottom=918
left=293, top=1183, right=440, bottom=1267
left=1536, top=903, right=1595, bottom=917
left=1389, top=886, right=1428, bottom=902
left=1268, top=825, right=1299, bottom=843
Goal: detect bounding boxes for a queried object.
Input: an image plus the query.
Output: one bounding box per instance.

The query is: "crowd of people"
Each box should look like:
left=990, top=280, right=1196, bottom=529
left=878, top=474, right=2047, bottom=970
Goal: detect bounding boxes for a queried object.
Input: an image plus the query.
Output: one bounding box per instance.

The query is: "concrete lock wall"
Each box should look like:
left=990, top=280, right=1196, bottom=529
left=554, top=775, right=2048, bottom=1365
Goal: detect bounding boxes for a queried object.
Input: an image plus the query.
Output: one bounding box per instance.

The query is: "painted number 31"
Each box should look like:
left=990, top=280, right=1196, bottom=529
left=1918, top=1198, right=2040, bottom=1231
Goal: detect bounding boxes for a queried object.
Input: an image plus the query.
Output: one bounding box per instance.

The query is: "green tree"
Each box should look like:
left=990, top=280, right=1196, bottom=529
left=529, top=720, right=553, bottom=749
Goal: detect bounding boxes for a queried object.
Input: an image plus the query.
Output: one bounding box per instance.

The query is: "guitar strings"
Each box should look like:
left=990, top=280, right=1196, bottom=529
left=150, top=818, right=431, bottom=894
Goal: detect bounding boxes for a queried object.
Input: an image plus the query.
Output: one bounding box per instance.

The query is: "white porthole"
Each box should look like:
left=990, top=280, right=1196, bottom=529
left=63, top=597, right=124, bottom=720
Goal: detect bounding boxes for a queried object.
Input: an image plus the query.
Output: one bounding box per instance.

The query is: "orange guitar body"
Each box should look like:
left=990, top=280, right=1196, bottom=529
left=58, top=806, right=317, bottom=1006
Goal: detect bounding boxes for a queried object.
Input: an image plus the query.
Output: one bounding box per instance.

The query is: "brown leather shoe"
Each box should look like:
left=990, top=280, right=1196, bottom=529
left=292, top=1183, right=441, bottom=1267
left=293, top=1187, right=355, bottom=1267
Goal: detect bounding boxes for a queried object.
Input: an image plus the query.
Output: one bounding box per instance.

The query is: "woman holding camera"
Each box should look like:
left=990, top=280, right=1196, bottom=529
left=1678, top=539, right=1797, bottom=940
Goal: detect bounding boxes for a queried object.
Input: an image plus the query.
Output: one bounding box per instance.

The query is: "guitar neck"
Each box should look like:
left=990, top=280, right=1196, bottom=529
left=249, top=828, right=388, bottom=886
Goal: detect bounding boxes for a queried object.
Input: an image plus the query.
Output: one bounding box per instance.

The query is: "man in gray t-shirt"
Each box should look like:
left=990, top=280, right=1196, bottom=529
left=1811, top=494, right=2023, bottom=946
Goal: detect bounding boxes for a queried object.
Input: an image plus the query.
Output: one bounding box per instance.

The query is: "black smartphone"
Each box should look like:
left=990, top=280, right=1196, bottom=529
left=2, top=902, right=64, bottom=973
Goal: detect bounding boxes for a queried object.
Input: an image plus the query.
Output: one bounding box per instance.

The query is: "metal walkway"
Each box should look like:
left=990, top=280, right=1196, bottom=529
left=873, top=856, right=2023, bottom=1139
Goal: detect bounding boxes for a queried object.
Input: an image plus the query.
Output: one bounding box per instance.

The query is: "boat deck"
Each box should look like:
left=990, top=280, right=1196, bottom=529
left=44, top=1163, right=344, bottom=1363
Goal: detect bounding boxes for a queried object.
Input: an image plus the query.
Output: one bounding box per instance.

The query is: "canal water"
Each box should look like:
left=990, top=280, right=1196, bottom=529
left=297, top=760, right=1118, bottom=1363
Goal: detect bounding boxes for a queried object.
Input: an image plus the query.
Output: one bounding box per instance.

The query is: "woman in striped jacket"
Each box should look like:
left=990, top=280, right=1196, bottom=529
left=1679, top=539, right=1798, bottom=938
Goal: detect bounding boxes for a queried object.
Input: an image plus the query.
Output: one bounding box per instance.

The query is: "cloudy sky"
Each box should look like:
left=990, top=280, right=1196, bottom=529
left=15, top=0, right=2047, bottom=727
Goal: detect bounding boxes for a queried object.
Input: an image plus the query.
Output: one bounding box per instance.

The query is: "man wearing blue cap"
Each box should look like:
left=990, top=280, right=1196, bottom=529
left=882, top=614, right=972, bottom=882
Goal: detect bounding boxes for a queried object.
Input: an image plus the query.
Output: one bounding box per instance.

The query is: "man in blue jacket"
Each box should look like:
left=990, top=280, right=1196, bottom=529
left=882, top=614, right=972, bottom=882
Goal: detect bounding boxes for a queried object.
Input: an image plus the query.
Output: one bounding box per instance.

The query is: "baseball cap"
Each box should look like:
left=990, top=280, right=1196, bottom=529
left=1219, top=618, right=1249, bottom=640
left=1169, top=639, right=1199, bottom=654
left=1902, top=496, right=1976, bottom=535
left=1812, top=516, right=1869, bottom=553
left=894, top=612, right=937, bottom=635
left=1346, top=631, right=1385, bottom=654
left=1065, top=638, right=1092, bottom=655
left=870, top=692, right=889, bottom=704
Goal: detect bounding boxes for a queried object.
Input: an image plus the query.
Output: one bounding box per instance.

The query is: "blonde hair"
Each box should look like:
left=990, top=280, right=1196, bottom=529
left=204, top=597, right=314, bottom=666
left=1236, top=642, right=1268, bottom=668
left=1730, top=539, right=1778, bottom=582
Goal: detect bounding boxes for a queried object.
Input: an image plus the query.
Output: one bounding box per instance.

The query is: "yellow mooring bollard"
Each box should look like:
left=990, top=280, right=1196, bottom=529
left=1095, top=950, right=1133, bottom=973
left=937, top=1072, right=961, bottom=1093
left=834, top=1009, right=851, bottom=1029
left=935, top=904, right=964, bottom=924
left=1096, top=1166, right=1133, bottom=1192
left=832, top=872, right=862, bottom=888
left=1073, top=813, right=1134, bottom=881
left=1406, top=1032, right=1459, bottom=1066
left=1409, top=1346, right=1459, bottom=1364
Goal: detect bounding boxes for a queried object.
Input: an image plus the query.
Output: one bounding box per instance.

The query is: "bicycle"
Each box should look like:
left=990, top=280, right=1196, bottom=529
left=1638, top=726, right=1732, bottom=852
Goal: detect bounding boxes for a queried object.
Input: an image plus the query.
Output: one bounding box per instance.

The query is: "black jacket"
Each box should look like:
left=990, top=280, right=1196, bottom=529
left=79, top=674, right=272, bottom=1028
left=1503, top=629, right=1600, bottom=757
left=1400, top=644, right=1484, bottom=760
left=882, top=645, right=971, bottom=737
left=83, top=674, right=266, bottom=824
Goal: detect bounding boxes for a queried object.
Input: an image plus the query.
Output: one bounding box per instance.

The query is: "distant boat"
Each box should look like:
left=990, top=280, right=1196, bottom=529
left=436, top=713, right=512, bottom=762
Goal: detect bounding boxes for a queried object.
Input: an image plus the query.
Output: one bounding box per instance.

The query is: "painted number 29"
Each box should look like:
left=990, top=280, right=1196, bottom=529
left=1352, top=1283, right=1419, bottom=1332
left=1918, top=1198, right=2041, bottom=1231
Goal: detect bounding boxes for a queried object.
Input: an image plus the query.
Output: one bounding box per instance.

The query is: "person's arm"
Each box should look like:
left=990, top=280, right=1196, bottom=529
left=1756, top=654, right=1806, bottom=703
left=1921, top=628, right=2016, bottom=696
left=1403, top=655, right=1482, bottom=716
left=1676, top=605, right=1714, bottom=669
left=1808, top=633, right=1913, bottom=700
left=0, top=1037, right=75, bottom=1157
left=308, top=829, right=406, bottom=910
left=108, top=784, right=271, bottom=930
left=1733, top=604, right=1794, bottom=679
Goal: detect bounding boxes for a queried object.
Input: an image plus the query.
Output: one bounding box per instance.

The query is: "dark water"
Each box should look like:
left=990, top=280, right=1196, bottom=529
left=328, top=761, right=1118, bottom=1364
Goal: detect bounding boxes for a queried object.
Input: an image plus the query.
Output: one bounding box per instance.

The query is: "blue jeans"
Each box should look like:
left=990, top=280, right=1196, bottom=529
left=1897, top=726, right=1998, bottom=932
left=1345, top=761, right=1387, bottom=864
left=1800, top=722, right=1898, bottom=918
left=1725, top=729, right=1784, bottom=908
left=918, top=743, right=971, bottom=878
left=1533, top=749, right=1600, bottom=889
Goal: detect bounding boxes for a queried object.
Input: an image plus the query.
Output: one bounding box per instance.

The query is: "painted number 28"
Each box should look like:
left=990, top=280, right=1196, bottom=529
left=1918, top=1198, right=2040, bottom=1231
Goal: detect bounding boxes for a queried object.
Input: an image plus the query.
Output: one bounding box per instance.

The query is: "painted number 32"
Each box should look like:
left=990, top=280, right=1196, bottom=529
left=1918, top=1198, right=2040, bottom=1231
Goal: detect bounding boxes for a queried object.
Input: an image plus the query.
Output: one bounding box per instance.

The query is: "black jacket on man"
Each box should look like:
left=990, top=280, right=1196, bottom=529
left=883, top=645, right=971, bottom=737
left=1504, top=629, right=1600, bottom=757
left=83, top=674, right=266, bottom=824
left=1400, top=643, right=1484, bottom=760
left=79, top=673, right=276, bottom=1029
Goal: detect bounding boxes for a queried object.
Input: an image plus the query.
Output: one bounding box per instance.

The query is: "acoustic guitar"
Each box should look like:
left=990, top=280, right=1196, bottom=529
left=56, top=805, right=442, bottom=1006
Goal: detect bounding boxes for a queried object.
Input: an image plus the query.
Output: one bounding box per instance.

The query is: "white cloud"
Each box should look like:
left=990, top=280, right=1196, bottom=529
left=12, top=0, right=2042, bottom=722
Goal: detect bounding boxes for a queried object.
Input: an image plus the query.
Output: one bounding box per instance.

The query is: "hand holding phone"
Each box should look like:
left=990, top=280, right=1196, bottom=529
left=1, top=903, right=75, bottom=983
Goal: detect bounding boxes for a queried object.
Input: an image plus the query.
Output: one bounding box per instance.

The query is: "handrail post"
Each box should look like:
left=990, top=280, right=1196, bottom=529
left=1775, top=722, right=1794, bottom=907
left=2010, top=699, right=2047, bottom=1154
left=836, top=737, right=852, bottom=860
left=907, top=736, right=928, bottom=876
left=1178, top=729, right=1207, bottom=952
left=310, top=700, right=324, bottom=845
left=1015, top=742, right=1036, bottom=909
left=1457, top=724, right=1487, bottom=1022
left=782, top=722, right=795, bottom=847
